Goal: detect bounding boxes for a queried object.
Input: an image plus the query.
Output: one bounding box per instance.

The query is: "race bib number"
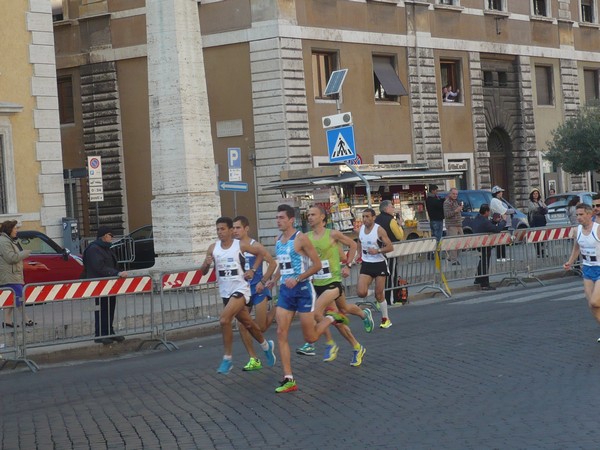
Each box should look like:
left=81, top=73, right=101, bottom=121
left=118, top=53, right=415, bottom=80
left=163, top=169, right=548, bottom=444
left=278, top=254, right=294, bottom=275
left=217, top=261, right=239, bottom=279
left=313, top=259, right=332, bottom=280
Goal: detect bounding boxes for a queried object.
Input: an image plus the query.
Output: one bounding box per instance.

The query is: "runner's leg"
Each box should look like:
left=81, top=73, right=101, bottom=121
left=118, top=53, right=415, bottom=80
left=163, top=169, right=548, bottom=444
left=220, top=296, right=246, bottom=356
left=238, top=305, right=258, bottom=360
left=276, top=307, right=295, bottom=377
left=357, top=273, right=374, bottom=298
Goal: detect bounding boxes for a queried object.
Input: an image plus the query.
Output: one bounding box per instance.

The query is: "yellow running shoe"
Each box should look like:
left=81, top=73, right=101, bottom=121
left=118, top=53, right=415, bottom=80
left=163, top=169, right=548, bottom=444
left=323, top=343, right=339, bottom=362
left=350, top=345, right=366, bottom=367
left=380, top=318, right=392, bottom=329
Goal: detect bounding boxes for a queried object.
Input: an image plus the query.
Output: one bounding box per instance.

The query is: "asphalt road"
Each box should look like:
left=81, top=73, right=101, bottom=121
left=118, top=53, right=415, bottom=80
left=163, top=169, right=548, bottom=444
left=1, top=275, right=599, bottom=449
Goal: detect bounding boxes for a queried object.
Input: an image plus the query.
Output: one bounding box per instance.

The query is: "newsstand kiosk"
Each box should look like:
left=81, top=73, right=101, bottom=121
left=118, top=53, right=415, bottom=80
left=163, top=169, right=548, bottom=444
left=267, top=163, right=461, bottom=240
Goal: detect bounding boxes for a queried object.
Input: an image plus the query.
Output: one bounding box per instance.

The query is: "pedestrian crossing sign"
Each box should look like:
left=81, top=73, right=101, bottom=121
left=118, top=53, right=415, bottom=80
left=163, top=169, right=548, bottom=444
left=326, top=125, right=356, bottom=163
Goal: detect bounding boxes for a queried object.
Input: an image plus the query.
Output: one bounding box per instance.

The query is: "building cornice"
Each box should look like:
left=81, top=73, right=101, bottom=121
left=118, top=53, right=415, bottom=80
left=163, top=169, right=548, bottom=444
left=0, top=102, right=24, bottom=115
left=200, top=19, right=600, bottom=64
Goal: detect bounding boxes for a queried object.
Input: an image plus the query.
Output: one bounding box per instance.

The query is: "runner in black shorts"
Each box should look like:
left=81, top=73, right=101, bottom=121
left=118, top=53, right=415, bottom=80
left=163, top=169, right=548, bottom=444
left=356, top=208, right=394, bottom=329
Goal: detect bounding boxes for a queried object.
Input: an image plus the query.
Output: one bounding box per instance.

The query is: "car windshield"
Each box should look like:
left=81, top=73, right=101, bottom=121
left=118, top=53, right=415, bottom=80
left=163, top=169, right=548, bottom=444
left=19, top=236, right=59, bottom=254
left=546, top=195, right=582, bottom=209
left=130, top=226, right=152, bottom=241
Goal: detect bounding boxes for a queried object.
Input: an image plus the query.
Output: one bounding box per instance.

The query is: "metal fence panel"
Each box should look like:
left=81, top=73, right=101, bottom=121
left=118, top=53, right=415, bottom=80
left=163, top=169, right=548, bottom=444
left=438, top=231, right=515, bottom=292
left=20, top=276, right=157, bottom=359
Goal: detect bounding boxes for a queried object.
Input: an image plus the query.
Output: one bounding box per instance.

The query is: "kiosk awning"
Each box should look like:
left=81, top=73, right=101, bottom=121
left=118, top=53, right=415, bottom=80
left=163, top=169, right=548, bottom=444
left=266, top=167, right=462, bottom=192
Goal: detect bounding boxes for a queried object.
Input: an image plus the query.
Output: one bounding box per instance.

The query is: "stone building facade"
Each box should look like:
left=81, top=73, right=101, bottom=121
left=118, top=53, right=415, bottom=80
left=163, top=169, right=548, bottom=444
left=0, top=0, right=66, bottom=241
left=52, top=0, right=600, bottom=253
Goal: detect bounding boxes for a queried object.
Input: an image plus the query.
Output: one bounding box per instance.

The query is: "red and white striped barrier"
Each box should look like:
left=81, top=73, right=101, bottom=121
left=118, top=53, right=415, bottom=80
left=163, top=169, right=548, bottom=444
left=440, top=232, right=512, bottom=251
left=24, top=276, right=153, bottom=304
left=162, top=268, right=217, bottom=291
left=0, top=289, right=15, bottom=307
left=387, top=238, right=438, bottom=258
left=526, top=226, right=575, bottom=243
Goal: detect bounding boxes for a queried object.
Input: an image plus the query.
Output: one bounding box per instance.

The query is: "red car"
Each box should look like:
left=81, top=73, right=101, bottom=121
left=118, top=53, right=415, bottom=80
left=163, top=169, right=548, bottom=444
left=17, top=231, right=84, bottom=285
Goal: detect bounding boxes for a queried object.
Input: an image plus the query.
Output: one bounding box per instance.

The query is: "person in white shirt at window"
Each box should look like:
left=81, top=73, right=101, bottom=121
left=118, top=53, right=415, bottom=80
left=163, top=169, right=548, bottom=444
left=443, top=84, right=460, bottom=102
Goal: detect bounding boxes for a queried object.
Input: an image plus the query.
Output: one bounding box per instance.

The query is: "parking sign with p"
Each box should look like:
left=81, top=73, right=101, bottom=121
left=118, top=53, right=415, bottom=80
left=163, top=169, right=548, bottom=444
left=228, top=148, right=241, bottom=169
left=227, top=147, right=242, bottom=182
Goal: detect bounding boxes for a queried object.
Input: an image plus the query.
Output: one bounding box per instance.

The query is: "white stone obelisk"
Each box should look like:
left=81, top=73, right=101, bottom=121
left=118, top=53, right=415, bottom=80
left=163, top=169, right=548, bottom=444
left=146, top=0, right=220, bottom=270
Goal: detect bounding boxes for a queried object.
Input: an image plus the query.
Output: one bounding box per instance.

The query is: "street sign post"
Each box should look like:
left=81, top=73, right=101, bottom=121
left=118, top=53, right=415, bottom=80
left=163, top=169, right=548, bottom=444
left=87, top=156, right=104, bottom=202
left=218, top=181, right=249, bottom=192
left=87, top=155, right=104, bottom=230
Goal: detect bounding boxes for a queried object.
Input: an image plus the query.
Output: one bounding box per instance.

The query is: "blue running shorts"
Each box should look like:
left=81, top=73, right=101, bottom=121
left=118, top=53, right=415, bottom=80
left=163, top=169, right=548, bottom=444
left=277, top=281, right=315, bottom=313
left=249, top=284, right=271, bottom=306
left=582, top=265, right=600, bottom=282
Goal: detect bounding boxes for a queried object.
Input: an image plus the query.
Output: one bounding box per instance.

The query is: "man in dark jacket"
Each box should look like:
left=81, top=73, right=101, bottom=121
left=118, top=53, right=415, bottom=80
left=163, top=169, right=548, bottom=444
left=83, top=226, right=128, bottom=344
left=425, top=184, right=445, bottom=242
left=375, top=200, right=404, bottom=304
left=472, top=205, right=505, bottom=291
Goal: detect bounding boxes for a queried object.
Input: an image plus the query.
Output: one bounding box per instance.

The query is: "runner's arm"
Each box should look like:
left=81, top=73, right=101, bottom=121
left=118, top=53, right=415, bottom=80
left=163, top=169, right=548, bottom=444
left=296, top=234, right=322, bottom=282
left=564, top=241, right=580, bottom=269
left=248, top=241, right=278, bottom=284
left=377, top=227, right=394, bottom=254
left=200, top=244, right=215, bottom=275
left=331, top=229, right=358, bottom=265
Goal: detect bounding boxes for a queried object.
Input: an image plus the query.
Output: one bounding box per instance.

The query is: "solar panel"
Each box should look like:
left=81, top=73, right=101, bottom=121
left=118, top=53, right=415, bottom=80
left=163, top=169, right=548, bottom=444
left=323, top=69, right=348, bottom=96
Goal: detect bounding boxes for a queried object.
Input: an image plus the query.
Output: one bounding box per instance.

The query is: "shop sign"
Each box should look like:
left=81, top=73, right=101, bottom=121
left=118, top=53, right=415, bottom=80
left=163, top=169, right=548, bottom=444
left=447, top=160, right=468, bottom=171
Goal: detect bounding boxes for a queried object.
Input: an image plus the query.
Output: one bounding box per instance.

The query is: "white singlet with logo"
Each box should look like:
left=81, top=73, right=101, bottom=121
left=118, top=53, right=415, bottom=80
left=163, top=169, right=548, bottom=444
left=577, top=222, right=600, bottom=267
left=359, top=223, right=386, bottom=263
left=213, top=239, right=251, bottom=299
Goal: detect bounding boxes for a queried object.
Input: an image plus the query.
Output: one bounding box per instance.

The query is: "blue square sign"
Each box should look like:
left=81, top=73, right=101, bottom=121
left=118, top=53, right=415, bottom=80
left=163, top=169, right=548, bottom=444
left=326, top=125, right=356, bottom=163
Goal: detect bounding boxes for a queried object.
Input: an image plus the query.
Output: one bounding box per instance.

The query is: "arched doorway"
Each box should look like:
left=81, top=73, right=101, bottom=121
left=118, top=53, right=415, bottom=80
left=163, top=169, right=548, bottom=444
left=487, top=127, right=512, bottom=200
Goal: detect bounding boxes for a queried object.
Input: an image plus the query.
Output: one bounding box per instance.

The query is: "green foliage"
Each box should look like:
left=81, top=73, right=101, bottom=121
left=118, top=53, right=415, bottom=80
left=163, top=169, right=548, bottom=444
left=544, top=104, right=600, bottom=174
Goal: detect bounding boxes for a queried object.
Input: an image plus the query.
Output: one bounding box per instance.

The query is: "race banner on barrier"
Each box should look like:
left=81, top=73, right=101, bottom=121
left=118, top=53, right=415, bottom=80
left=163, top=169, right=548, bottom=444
left=440, top=231, right=512, bottom=252
left=0, top=289, right=15, bottom=307
left=162, top=269, right=217, bottom=290
left=24, top=276, right=153, bottom=304
left=526, top=226, right=574, bottom=243
left=387, top=238, right=437, bottom=258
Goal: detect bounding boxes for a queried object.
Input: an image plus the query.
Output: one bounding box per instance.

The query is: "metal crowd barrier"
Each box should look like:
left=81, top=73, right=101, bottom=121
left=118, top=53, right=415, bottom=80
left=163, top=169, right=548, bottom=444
left=387, top=237, right=443, bottom=297
left=509, top=226, right=575, bottom=285
left=158, top=268, right=221, bottom=349
left=7, top=275, right=155, bottom=372
left=0, top=288, right=38, bottom=371
left=438, top=231, right=514, bottom=295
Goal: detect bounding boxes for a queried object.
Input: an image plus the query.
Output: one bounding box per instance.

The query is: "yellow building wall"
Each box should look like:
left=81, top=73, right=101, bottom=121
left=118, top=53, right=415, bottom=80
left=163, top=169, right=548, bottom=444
left=0, top=1, right=42, bottom=228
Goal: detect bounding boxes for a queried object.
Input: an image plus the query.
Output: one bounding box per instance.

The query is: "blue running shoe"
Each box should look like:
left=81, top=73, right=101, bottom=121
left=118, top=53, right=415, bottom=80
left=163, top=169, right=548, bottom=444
left=323, top=343, right=339, bottom=362
left=296, top=342, right=316, bottom=356
left=362, top=308, right=374, bottom=333
left=217, top=358, right=233, bottom=374
left=264, top=340, right=277, bottom=367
